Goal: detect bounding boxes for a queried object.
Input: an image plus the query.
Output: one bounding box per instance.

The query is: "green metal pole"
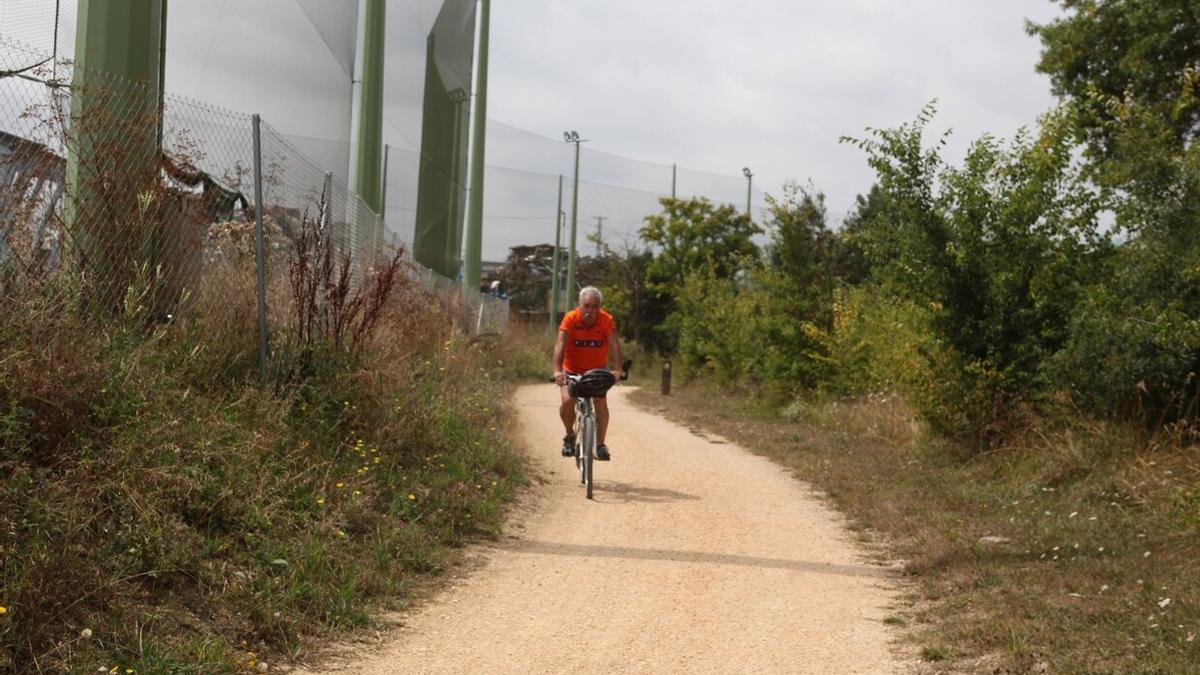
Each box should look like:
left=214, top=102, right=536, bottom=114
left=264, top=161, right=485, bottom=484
left=565, top=137, right=582, bottom=303
left=550, top=174, right=563, bottom=331
left=446, top=92, right=468, bottom=273
left=252, top=114, right=269, bottom=386
left=671, top=163, right=676, bottom=200
left=67, top=0, right=165, bottom=313
left=67, top=0, right=165, bottom=233
left=353, top=0, right=385, bottom=214
left=462, top=0, right=490, bottom=291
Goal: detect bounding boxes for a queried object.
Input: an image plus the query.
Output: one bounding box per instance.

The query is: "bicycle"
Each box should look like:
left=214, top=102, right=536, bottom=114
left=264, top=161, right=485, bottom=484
left=559, top=363, right=630, bottom=499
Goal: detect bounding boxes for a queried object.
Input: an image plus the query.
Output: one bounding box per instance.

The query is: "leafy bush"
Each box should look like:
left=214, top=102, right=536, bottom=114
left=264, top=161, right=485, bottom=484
left=639, top=196, right=761, bottom=354
left=1049, top=203, right=1200, bottom=426
left=842, top=104, right=1106, bottom=442
left=670, top=267, right=760, bottom=384
left=824, top=284, right=936, bottom=400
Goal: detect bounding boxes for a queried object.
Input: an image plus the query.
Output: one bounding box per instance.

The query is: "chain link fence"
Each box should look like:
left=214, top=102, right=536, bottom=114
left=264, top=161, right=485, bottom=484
left=1, top=41, right=507, bottom=384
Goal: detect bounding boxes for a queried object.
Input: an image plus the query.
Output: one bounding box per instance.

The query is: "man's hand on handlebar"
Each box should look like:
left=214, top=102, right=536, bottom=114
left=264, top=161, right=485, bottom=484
left=554, top=370, right=565, bottom=386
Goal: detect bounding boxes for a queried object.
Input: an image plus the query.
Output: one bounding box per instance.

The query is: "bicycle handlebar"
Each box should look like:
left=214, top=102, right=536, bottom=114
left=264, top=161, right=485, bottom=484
left=549, top=360, right=633, bottom=384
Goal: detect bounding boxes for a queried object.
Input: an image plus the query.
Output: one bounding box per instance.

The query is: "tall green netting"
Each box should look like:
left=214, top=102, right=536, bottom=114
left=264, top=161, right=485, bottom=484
left=411, top=0, right=476, bottom=280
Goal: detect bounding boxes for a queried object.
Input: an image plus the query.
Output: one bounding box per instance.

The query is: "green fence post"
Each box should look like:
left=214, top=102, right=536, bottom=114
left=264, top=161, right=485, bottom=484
left=462, top=0, right=491, bottom=291
left=354, top=0, right=385, bottom=213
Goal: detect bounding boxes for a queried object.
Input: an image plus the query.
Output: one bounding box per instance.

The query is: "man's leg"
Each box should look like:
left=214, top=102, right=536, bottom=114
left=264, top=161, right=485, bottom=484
left=558, top=386, right=578, bottom=456
left=559, top=385, right=576, bottom=435
left=594, top=397, right=612, bottom=460
left=595, top=396, right=609, bottom=444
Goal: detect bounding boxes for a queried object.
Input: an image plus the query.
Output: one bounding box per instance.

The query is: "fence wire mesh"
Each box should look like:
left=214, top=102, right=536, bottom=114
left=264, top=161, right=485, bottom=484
left=0, top=40, right=505, bottom=387
left=3, top=0, right=801, bottom=348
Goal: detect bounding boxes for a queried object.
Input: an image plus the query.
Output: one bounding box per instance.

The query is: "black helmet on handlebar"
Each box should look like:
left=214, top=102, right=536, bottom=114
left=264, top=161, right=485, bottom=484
left=568, top=368, right=617, bottom=398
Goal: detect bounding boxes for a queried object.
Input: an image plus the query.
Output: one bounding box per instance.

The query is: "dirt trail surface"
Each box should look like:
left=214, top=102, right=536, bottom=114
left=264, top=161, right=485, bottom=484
left=304, top=385, right=910, bottom=674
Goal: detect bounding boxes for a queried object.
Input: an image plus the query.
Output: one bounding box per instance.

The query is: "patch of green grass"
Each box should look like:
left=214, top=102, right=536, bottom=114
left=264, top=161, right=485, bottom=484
left=632, top=383, right=1200, bottom=674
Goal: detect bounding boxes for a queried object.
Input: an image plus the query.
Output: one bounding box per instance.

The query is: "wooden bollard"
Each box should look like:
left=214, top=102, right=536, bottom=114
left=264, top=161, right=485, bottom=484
left=661, top=360, right=671, bottom=396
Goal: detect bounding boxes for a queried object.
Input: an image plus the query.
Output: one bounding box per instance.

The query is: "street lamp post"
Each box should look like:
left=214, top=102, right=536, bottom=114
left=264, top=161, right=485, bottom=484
left=742, top=166, right=753, bottom=217
left=564, top=130, right=585, bottom=302
left=447, top=87, right=470, bottom=272
left=551, top=174, right=564, bottom=332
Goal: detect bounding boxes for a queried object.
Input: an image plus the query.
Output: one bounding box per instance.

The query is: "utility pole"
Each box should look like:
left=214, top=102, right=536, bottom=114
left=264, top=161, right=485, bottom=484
left=462, top=0, right=491, bottom=291
left=563, top=130, right=585, bottom=301
left=550, top=175, right=563, bottom=331
left=594, top=216, right=606, bottom=257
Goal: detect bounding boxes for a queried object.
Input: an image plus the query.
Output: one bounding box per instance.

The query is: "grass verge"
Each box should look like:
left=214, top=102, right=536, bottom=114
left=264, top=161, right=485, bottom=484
left=630, top=382, right=1199, bottom=673
left=0, top=276, right=549, bottom=673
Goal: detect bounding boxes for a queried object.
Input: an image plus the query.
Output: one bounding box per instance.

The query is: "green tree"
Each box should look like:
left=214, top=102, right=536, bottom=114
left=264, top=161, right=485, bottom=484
left=586, top=235, right=656, bottom=346
left=640, top=197, right=762, bottom=287
left=758, top=183, right=837, bottom=390
left=831, top=184, right=890, bottom=285
left=843, top=103, right=1106, bottom=442
left=1032, top=2, right=1200, bottom=425
left=638, top=197, right=762, bottom=353
left=767, top=182, right=833, bottom=308
left=1029, top=0, right=1200, bottom=160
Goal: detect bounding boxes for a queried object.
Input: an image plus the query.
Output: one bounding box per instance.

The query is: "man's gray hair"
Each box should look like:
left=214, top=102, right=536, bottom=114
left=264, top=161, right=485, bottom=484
left=579, top=286, right=603, bottom=304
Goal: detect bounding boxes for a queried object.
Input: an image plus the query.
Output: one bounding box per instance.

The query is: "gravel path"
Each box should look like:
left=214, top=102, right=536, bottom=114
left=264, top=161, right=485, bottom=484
left=303, top=384, right=911, bottom=673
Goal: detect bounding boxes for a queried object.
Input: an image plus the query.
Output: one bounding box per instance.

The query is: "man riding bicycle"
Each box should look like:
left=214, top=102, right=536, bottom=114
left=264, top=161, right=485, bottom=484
left=553, top=286, right=623, bottom=461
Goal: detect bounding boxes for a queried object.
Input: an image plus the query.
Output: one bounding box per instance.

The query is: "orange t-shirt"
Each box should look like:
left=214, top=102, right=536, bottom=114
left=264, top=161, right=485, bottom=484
left=559, top=307, right=617, bottom=373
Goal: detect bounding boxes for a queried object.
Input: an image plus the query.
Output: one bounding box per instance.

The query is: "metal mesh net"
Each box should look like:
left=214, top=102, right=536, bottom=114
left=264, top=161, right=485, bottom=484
left=2, top=1, right=783, bottom=347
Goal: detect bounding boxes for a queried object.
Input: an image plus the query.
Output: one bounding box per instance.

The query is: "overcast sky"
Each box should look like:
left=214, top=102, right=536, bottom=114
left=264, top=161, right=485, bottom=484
left=487, top=0, right=1065, bottom=220
left=2, top=0, right=1068, bottom=259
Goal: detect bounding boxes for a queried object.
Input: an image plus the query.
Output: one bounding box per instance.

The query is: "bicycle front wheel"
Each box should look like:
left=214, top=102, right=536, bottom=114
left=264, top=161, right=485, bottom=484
left=581, top=415, right=595, bottom=499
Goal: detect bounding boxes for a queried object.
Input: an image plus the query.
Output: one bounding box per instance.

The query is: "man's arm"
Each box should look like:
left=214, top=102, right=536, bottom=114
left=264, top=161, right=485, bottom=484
left=553, top=329, right=567, bottom=385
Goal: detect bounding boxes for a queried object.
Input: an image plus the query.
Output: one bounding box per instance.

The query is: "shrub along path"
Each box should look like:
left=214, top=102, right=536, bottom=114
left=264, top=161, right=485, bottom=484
left=302, top=385, right=910, bottom=673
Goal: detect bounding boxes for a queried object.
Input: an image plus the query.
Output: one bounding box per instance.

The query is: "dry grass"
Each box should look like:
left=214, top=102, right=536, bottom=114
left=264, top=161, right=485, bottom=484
left=631, top=382, right=1200, bottom=673
left=0, top=244, right=543, bottom=671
